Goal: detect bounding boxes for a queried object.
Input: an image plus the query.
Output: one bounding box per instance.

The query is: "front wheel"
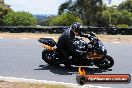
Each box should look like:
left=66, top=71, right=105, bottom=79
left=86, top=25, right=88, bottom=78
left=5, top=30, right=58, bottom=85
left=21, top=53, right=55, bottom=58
left=42, top=49, right=59, bottom=66
left=94, top=55, right=114, bottom=69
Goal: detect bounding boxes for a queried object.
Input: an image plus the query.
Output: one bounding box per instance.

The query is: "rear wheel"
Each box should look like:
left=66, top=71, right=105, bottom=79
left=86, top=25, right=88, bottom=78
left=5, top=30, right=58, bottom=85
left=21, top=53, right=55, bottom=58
left=94, top=55, right=114, bottom=69
left=42, top=49, right=59, bottom=66
left=76, top=73, right=86, bottom=85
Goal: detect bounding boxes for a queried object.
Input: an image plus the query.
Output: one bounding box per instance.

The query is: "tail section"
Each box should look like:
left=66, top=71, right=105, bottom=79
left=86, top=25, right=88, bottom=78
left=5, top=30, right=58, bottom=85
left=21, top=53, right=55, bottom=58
left=38, top=38, right=56, bottom=47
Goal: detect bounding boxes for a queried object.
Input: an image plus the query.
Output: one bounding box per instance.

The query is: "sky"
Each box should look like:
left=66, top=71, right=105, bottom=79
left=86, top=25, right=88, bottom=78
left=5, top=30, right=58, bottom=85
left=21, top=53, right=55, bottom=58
left=4, top=0, right=125, bottom=15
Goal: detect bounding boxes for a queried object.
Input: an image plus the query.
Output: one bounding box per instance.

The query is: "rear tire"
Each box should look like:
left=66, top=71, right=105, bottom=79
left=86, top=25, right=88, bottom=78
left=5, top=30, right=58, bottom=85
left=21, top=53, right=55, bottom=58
left=42, top=49, right=59, bottom=66
left=76, top=73, right=86, bottom=85
left=94, top=55, right=114, bottom=69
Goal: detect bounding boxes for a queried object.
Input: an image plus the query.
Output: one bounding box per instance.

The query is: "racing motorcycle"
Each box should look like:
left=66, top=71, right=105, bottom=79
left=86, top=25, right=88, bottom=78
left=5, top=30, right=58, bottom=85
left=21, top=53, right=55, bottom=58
left=38, top=32, right=114, bottom=69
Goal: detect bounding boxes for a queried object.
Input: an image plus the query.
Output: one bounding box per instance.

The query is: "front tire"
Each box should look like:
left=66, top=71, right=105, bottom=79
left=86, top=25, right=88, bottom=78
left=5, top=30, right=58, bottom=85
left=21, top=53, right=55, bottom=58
left=94, top=55, right=114, bottom=69
left=42, top=49, right=59, bottom=66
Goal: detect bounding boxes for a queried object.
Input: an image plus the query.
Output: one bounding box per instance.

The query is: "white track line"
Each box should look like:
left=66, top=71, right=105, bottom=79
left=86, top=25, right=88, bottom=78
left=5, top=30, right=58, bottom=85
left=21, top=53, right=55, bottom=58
left=21, top=38, right=29, bottom=39
left=0, top=76, right=110, bottom=88
left=111, top=41, right=120, bottom=44
left=44, top=37, right=54, bottom=39
left=0, top=37, right=29, bottom=39
left=0, top=37, right=4, bottom=38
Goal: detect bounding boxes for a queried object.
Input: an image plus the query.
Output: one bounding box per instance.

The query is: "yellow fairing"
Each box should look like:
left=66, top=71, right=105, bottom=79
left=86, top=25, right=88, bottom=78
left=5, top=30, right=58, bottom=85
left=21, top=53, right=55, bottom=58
left=42, top=44, right=56, bottom=51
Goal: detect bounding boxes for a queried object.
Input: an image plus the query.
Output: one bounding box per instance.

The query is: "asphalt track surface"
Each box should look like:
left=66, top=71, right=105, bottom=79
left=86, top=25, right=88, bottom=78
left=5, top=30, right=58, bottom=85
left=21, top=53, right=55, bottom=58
left=0, top=38, right=131, bottom=88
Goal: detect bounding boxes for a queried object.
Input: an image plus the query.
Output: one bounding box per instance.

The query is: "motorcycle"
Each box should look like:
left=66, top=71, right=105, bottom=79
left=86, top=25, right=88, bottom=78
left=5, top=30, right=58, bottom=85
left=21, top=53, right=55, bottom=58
left=38, top=32, right=114, bottom=69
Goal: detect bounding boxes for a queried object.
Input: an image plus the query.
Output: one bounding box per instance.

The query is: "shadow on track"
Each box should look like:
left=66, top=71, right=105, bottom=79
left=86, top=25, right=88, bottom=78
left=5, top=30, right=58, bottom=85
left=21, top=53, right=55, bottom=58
left=34, top=64, right=112, bottom=75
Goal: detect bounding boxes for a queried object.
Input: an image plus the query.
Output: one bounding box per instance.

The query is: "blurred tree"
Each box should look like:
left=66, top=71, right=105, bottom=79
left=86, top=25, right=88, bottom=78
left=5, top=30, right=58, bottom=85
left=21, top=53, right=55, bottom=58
left=58, top=0, right=72, bottom=15
left=99, top=10, right=111, bottom=27
left=40, top=15, right=56, bottom=26
left=116, top=24, right=129, bottom=28
left=58, top=0, right=103, bottom=26
left=49, top=13, right=82, bottom=26
left=117, top=10, right=132, bottom=26
left=111, top=10, right=121, bottom=25
left=3, top=11, right=37, bottom=26
left=0, top=0, right=11, bottom=25
left=107, top=5, right=118, bottom=13
left=118, top=0, right=132, bottom=12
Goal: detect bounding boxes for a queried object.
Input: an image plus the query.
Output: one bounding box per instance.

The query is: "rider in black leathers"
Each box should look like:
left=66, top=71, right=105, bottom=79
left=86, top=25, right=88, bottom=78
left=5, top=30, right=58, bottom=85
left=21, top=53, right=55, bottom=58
left=56, top=22, right=92, bottom=67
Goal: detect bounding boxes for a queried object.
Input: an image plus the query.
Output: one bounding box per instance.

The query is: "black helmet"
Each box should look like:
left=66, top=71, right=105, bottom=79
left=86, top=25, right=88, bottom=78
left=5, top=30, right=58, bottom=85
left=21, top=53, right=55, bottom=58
left=71, top=22, right=82, bottom=33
